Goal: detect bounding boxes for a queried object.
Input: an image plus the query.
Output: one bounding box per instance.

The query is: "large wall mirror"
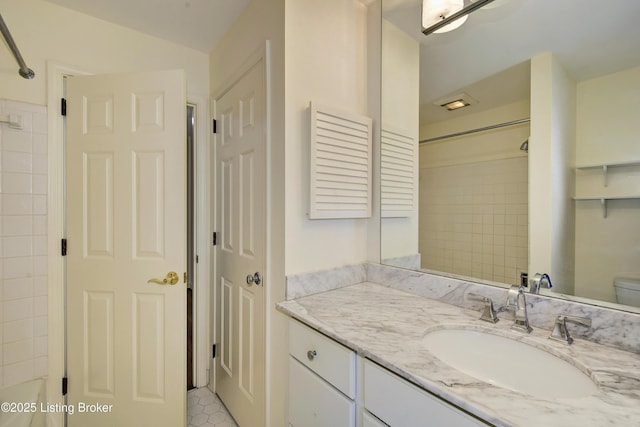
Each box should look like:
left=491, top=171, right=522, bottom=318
left=380, top=0, right=640, bottom=313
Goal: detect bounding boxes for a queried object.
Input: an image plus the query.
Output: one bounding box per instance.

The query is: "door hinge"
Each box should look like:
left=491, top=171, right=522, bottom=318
left=212, top=232, right=217, bottom=246
left=212, top=119, right=217, bottom=134
left=61, top=238, right=67, bottom=256
left=61, top=98, right=67, bottom=116
left=212, top=344, right=217, bottom=359
left=196, top=255, right=199, bottom=264
left=62, top=377, right=68, bottom=396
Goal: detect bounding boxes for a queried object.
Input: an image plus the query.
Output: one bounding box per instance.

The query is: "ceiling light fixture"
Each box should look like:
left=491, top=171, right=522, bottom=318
left=434, top=92, right=478, bottom=111
left=422, top=0, right=496, bottom=36
left=441, top=99, right=470, bottom=111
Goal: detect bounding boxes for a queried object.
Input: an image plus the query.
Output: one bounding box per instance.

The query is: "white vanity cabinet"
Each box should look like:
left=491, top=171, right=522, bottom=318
left=364, top=360, right=487, bottom=427
left=288, top=319, right=488, bottom=427
left=288, top=319, right=357, bottom=427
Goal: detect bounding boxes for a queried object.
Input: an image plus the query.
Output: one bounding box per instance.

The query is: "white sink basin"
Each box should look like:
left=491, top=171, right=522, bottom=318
left=423, top=329, right=598, bottom=398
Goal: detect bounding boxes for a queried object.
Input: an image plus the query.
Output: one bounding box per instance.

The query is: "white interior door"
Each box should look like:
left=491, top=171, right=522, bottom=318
left=66, top=70, right=187, bottom=427
left=215, top=59, right=266, bottom=427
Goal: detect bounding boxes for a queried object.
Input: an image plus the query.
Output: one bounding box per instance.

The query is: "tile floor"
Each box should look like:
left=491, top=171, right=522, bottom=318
left=188, top=387, right=238, bottom=427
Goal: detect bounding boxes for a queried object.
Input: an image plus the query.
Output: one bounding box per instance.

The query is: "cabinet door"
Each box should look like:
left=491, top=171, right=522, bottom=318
left=364, top=360, right=487, bottom=427
left=289, top=357, right=356, bottom=427
left=364, top=411, right=389, bottom=427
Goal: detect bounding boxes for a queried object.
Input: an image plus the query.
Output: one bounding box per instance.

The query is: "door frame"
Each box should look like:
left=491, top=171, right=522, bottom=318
left=46, top=62, right=211, bottom=427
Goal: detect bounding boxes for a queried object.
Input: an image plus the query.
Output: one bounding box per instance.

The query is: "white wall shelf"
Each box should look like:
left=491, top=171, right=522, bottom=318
left=576, top=160, right=640, bottom=187
left=573, top=195, right=640, bottom=218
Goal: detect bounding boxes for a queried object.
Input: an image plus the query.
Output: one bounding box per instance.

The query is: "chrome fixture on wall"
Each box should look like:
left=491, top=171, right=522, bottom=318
left=422, top=0, right=496, bottom=36
left=0, top=13, right=35, bottom=79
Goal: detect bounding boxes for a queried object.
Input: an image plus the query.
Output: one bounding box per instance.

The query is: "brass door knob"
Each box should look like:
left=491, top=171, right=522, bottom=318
left=147, top=271, right=179, bottom=286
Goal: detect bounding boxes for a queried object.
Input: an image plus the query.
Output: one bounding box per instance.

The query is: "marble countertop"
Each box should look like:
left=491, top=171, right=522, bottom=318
left=277, top=282, right=640, bottom=427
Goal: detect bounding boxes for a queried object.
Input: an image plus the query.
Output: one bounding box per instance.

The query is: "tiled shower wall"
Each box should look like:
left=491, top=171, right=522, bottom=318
left=0, top=100, right=48, bottom=388
left=419, top=157, right=528, bottom=286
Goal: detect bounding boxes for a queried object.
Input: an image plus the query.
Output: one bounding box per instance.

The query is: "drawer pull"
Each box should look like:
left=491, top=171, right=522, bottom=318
left=307, top=350, right=317, bottom=361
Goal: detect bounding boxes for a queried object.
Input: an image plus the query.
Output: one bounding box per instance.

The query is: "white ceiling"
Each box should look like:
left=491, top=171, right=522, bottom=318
left=45, top=0, right=251, bottom=53
left=384, top=0, right=640, bottom=124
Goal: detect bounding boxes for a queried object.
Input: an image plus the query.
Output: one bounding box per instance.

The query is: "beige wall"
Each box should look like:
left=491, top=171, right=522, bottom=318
left=420, top=100, right=529, bottom=285
left=0, top=0, right=210, bottom=105
left=574, top=65, right=640, bottom=303
left=284, top=0, right=376, bottom=276
left=380, top=19, right=420, bottom=261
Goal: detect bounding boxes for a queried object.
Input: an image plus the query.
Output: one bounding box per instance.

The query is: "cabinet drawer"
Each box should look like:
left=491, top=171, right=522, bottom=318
left=289, top=319, right=356, bottom=398
left=364, top=360, right=487, bottom=427
left=289, top=357, right=356, bottom=427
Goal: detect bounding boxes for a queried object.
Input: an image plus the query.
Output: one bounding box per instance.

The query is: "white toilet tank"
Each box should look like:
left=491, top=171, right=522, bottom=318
left=614, top=277, right=640, bottom=307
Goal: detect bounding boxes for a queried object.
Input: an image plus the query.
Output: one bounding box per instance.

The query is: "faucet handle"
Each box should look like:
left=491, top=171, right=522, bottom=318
left=467, top=293, right=499, bottom=323
left=549, top=314, right=591, bottom=345
left=505, top=285, right=520, bottom=309
left=529, top=273, right=553, bottom=294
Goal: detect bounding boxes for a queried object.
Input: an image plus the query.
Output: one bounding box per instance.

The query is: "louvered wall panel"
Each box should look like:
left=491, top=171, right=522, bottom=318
left=381, top=128, right=416, bottom=218
left=309, top=103, right=373, bottom=219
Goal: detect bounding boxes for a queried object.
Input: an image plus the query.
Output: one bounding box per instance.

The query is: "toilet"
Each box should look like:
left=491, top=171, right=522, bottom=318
left=614, top=277, right=640, bottom=307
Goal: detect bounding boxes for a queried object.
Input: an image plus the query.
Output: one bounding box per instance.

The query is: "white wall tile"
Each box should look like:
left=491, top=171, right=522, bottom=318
left=32, top=195, right=47, bottom=215
left=3, top=298, right=34, bottom=322
left=32, top=113, right=47, bottom=135
left=3, top=236, right=32, bottom=257
left=32, top=174, right=47, bottom=195
left=32, top=236, right=47, bottom=256
left=32, top=133, right=47, bottom=154
left=420, top=157, right=528, bottom=286
left=33, top=276, right=47, bottom=297
left=34, top=296, right=47, bottom=317
left=0, top=129, right=32, bottom=153
left=0, top=98, right=48, bottom=384
left=33, top=356, right=47, bottom=378
left=33, top=256, right=47, bottom=276
left=3, top=359, right=34, bottom=387
left=34, top=336, right=46, bottom=357
left=2, top=216, right=31, bottom=236
left=3, top=339, right=33, bottom=364
left=3, top=318, right=34, bottom=343
left=1, top=172, right=32, bottom=193
left=32, top=154, right=47, bottom=174
left=1, top=194, right=32, bottom=215
left=3, top=257, right=33, bottom=279
left=1, top=151, right=31, bottom=173
left=32, top=216, right=46, bottom=235
left=3, top=277, right=34, bottom=301
left=33, top=316, right=47, bottom=337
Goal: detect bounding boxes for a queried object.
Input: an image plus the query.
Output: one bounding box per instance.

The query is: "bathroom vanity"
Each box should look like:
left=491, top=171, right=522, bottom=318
left=278, top=278, right=640, bottom=427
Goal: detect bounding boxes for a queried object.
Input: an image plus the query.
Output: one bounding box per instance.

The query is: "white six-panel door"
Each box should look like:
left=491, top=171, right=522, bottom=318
left=66, top=70, right=186, bottom=427
left=215, top=59, right=266, bottom=427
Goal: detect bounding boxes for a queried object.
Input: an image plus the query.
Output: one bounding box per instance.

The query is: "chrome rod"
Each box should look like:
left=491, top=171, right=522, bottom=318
left=422, top=0, right=495, bottom=36
left=0, top=13, right=35, bottom=79
left=419, top=118, right=530, bottom=144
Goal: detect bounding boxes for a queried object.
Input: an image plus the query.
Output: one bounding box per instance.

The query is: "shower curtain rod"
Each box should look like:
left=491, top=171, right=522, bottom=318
left=0, top=13, right=35, bottom=79
left=419, top=117, right=530, bottom=144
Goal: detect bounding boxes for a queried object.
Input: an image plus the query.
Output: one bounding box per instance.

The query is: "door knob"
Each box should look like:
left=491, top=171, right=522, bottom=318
left=147, top=271, right=179, bottom=285
left=246, top=272, right=262, bottom=286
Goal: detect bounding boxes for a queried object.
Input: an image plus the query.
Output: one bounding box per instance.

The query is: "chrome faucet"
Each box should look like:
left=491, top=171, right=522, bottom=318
left=467, top=293, right=499, bottom=323
left=529, top=273, right=552, bottom=294
left=549, top=315, right=591, bottom=345
left=505, top=286, right=532, bottom=333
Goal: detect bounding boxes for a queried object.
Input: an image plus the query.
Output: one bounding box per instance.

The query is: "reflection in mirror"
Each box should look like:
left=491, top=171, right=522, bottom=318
left=381, top=0, right=640, bottom=313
